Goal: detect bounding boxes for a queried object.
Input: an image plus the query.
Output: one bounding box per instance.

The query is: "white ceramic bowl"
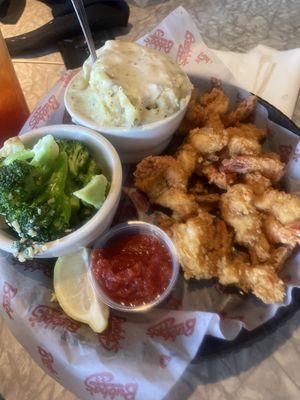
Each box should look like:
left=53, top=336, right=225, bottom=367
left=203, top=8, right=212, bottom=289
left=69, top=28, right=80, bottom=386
left=64, top=72, right=191, bottom=163
left=0, top=124, right=122, bottom=258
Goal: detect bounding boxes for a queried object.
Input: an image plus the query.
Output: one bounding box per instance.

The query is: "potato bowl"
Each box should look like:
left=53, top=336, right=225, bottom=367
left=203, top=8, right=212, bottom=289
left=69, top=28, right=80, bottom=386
left=0, top=124, right=122, bottom=258
left=64, top=71, right=191, bottom=163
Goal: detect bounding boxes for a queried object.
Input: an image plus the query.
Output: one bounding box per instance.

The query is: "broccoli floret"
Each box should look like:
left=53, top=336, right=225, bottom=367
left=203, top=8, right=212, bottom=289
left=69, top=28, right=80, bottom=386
left=0, top=160, right=39, bottom=212
left=57, top=139, right=90, bottom=178
left=3, top=135, right=59, bottom=182
left=79, top=158, right=101, bottom=185
left=30, top=134, right=59, bottom=176
left=33, top=151, right=71, bottom=237
left=0, top=160, right=34, bottom=191
left=0, top=152, right=72, bottom=243
left=5, top=203, right=54, bottom=241
left=0, top=137, right=26, bottom=158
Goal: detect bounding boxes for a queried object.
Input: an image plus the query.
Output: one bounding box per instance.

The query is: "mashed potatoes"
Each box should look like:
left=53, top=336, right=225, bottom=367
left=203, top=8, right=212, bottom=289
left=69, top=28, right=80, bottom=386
left=67, top=40, right=192, bottom=128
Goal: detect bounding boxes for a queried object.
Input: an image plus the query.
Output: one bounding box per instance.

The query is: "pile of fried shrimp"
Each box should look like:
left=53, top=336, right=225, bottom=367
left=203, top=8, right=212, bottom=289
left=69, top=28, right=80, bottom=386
left=134, top=88, right=300, bottom=304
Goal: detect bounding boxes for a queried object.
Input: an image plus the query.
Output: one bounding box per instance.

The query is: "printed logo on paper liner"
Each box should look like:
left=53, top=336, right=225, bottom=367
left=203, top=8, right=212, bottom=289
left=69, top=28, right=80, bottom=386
left=29, top=305, right=81, bottom=332
left=37, top=346, right=58, bottom=376
left=195, top=51, right=213, bottom=65
left=176, top=30, right=195, bottom=66
left=84, top=372, right=138, bottom=399
left=98, top=315, right=127, bottom=352
left=144, top=29, right=174, bottom=53
left=147, top=316, right=196, bottom=341
left=29, top=94, right=60, bottom=129
left=2, top=281, right=17, bottom=320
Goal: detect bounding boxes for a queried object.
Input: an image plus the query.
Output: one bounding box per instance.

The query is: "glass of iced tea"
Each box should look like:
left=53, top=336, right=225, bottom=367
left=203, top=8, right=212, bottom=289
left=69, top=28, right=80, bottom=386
left=0, top=29, right=29, bottom=145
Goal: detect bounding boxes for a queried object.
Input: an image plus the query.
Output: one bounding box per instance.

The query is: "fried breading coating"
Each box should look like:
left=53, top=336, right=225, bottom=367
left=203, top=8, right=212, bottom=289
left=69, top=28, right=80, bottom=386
left=200, top=88, right=229, bottom=115
left=168, top=209, right=230, bottom=279
left=227, top=123, right=266, bottom=141
left=194, top=193, right=220, bottom=212
left=185, top=90, right=207, bottom=126
left=155, top=188, right=198, bottom=220
left=200, top=163, right=236, bottom=190
left=255, top=189, right=300, bottom=224
left=220, top=184, right=271, bottom=262
left=272, top=246, right=293, bottom=272
left=188, top=127, right=228, bottom=155
left=218, top=256, right=285, bottom=304
left=243, top=172, right=272, bottom=195
left=177, top=90, right=206, bottom=134
left=189, top=181, right=205, bottom=195
left=134, top=156, right=188, bottom=200
left=221, top=153, right=285, bottom=182
left=223, top=96, right=257, bottom=127
left=200, top=88, right=229, bottom=129
left=153, top=212, right=174, bottom=234
left=227, top=135, right=261, bottom=156
left=194, top=193, right=220, bottom=204
left=134, top=156, right=198, bottom=219
left=263, top=215, right=300, bottom=248
left=175, top=143, right=198, bottom=177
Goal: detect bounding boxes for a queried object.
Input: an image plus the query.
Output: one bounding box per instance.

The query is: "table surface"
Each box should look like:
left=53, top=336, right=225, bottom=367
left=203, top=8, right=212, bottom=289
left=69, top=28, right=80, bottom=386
left=1, top=0, right=300, bottom=399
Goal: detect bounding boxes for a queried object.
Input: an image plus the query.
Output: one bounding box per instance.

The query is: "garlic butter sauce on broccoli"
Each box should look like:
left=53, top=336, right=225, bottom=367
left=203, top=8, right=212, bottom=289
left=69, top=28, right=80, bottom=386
left=0, top=135, right=109, bottom=261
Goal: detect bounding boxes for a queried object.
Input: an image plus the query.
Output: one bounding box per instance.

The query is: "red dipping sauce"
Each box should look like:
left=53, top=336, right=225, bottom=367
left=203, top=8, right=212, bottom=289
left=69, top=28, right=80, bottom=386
left=91, top=233, right=173, bottom=307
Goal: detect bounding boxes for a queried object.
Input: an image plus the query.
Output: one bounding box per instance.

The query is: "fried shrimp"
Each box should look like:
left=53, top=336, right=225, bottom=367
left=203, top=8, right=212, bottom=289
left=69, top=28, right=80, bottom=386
left=255, top=189, right=300, bottom=225
left=221, top=153, right=285, bottom=182
left=168, top=210, right=230, bottom=279
left=220, top=184, right=271, bottom=263
left=188, top=127, right=228, bottom=155
left=263, top=215, right=300, bottom=248
left=177, top=90, right=206, bottom=134
left=223, top=95, right=257, bottom=127
left=218, top=256, right=285, bottom=304
left=243, top=172, right=272, bottom=195
left=134, top=88, right=298, bottom=304
left=227, top=123, right=266, bottom=141
left=200, top=88, right=229, bottom=129
left=134, top=156, right=197, bottom=219
left=200, top=163, right=236, bottom=190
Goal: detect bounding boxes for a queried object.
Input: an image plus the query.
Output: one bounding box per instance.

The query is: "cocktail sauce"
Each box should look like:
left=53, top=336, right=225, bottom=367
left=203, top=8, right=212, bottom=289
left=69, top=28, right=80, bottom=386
left=91, top=233, right=172, bottom=307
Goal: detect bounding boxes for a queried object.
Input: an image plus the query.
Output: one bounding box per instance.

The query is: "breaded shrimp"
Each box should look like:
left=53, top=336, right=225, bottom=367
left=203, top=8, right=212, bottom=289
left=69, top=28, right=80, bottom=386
left=200, top=163, right=236, bottom=190
left=255, top=189, right=300, bottom=224
left=220, top=184, right=271, bottom=262
left=223, top=96, right=257, bottom=127
left=221, top=153, right=285, bottom=182
left=218, top=256, right=285, bottom=304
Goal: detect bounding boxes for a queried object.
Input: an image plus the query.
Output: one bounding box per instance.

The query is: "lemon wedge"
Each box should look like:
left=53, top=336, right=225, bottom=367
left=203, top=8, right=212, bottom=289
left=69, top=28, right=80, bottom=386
left=54, top=248, right=109, bottom=333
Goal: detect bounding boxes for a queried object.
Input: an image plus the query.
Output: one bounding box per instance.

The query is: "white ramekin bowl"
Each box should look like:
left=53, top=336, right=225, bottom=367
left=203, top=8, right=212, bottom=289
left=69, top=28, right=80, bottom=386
left=64, top=72, right=191, bottom=163
left=0, top=124, right=122, bottom=258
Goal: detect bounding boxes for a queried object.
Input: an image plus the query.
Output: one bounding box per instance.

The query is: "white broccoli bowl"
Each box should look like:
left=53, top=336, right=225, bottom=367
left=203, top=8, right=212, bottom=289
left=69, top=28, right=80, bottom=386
left=0, top=125, right=122, bottom=258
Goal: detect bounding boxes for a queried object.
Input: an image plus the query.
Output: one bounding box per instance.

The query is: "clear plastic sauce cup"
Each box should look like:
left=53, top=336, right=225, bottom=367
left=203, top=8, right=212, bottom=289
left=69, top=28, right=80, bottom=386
left=89, top=221, right=179, bottom=312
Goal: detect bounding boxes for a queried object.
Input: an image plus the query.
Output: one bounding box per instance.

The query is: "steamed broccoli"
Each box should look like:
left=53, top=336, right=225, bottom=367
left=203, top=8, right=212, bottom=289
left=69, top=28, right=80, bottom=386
left=0, top=135, right=108, bottom=260
left=0, top=153, right=71, bottom=242
left=56, top=139, right=90, bottom=179
left=0, top=160, right=38, bottom=213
